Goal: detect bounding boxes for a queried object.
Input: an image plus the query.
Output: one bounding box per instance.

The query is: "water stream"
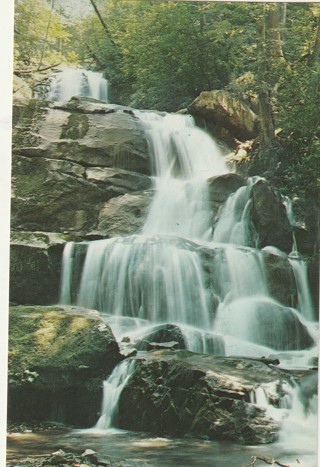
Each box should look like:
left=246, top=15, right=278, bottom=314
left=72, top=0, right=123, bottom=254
left=53, top=80, right=318, bottom=463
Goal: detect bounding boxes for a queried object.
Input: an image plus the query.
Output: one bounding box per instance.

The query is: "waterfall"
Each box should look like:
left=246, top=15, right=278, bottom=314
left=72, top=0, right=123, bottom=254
left=94, top=359, right=136, bottom=432
left=59, top=108, right=316, bottom=362
left=289, top=257, right=315, bottom=321
left=278, top=375, right=318, bottom=464
left=136, top=111, right=229, bottom=241
left=48, top=67, right=108, bottom=102
left=59, top=103, right=317, bottom=439
left=212, top=181, right=255, bottom=246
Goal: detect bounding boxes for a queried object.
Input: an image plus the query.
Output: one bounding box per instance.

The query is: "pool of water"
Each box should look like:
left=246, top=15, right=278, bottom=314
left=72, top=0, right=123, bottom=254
left=6, top=428, right=318, bottom=466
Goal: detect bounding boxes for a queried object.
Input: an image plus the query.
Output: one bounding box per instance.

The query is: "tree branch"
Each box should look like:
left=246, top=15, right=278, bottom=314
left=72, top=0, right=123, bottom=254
left=244, top=455, right=292, bottom=467
left=88, top=0, right=116, bottom=47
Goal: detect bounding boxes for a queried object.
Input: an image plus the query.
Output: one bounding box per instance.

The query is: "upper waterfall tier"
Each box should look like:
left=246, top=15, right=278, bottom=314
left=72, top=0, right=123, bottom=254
left=135, top=110, right=229, bottom=241
left=47, top=67, right=109, bottom=102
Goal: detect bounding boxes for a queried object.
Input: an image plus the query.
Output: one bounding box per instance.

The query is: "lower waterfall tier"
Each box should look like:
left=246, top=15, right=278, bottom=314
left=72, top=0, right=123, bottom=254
left=60, top=234, right=317, bottom=364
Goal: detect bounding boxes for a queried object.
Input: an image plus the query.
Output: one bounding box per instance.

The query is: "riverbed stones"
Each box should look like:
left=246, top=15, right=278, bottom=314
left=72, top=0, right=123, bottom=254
left=117, top=351, right=286, bottom=444
left=7, top=305, right=122, bottom=426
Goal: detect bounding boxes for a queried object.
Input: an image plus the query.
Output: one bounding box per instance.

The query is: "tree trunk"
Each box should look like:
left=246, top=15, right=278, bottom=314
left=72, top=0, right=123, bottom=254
left=257, top=4, right=276, bottom=146
left=258, top=89, right=275, bottom=146
left=266, top=3, right=284, bottom=60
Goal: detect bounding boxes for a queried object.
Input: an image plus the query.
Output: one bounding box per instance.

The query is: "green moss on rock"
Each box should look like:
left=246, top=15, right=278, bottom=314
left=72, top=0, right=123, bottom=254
left=8, top=305, right=122, bottom=426
left=60, top=113, right=89, bottom=140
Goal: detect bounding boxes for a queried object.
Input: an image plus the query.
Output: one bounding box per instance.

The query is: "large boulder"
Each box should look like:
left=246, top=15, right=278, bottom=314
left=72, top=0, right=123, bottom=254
left=7, top=305, right=122, bottom=426
left=117, top=351, right=290, bottom=444
left=188, top=90, right=259, bottom=145
left=10, top=232, right=66, bottom=305
left=250, top=179, right=293, bottom=252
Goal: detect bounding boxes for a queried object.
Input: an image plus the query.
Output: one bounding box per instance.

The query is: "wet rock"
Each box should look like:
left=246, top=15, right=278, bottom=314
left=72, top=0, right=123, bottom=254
left=207, top=173, right=247, bottom=219
left=9, top=231, right=66, bottom=305
left=251, top=179, right=293, bottom=252
left=262, top=249, right=297, bottom=307
left=7, top=305, right=122, bottom=426
left=118, top=351, right=288, bottom=444
left=188, top=90, right=259, bottom=144
left=208, top=173, right=247, bottom=205
left=134, top=324, right=186, bottom=351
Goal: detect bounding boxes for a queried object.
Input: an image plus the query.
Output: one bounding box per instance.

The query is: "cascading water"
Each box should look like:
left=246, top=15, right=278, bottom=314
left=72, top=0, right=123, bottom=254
left=94, top=359, right=136, bottom=432
left=59, top=102, right=317, bottom=452
left=48, top=67, right=108, bottom=102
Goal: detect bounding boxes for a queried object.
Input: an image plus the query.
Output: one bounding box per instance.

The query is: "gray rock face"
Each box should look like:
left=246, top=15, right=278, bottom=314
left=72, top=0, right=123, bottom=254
left=11, top=97, right=152, bottom=234
left=118, top=351, right=288, bottom=444
left=7, top=305, right=122, bottom=426
left=97, top=191, right=152, bottom=237
left=250, top=180, right=293, bottom=252
left=188, top=90, right=259, bottom=144
left=14, top=97, right=150, bottom=172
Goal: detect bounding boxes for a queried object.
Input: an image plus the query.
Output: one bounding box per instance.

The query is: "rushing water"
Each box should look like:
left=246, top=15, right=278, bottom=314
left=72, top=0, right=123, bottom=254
left=56, top=98, right=318, bottom=463
left=47, top=67, right=108, bottom=102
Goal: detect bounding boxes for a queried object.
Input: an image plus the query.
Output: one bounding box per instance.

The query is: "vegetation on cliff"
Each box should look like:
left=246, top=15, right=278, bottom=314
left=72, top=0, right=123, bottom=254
left=13, top=0, right=319, bottom=232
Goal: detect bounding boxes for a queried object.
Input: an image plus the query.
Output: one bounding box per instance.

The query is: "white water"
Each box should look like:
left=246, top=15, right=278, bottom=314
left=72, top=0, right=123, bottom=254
left=212, top=181, right=255, bottom=246
left=94, top=359, right=136, bottom=432
left=59, top=104, right=317, bottom=457
left=136, top=111, right=228, bottom=241
left=289, top=256, right=315, bottom=321
left=48, top=67, right=108, bottom=102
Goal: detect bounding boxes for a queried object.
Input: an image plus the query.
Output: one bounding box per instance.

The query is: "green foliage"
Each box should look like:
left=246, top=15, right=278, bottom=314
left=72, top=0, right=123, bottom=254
left=14, top=0, right=71, bottom=69
left=76, top=0, right=238, bottom=110
left=14, top=1, right=320, bottom=229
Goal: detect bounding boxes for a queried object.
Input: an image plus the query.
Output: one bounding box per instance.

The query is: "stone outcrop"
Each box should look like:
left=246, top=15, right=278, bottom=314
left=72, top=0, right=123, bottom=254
left=11, top=97, right=152, bottom=234
left=250, top=180, right=293, bottom=252
left=10, top=232, right=66, bottom=305
left=117, top=351, right=289, bottom=444
left=188, top=90, right=259, bottom=145
left=7, top=305, right=122, bottom=426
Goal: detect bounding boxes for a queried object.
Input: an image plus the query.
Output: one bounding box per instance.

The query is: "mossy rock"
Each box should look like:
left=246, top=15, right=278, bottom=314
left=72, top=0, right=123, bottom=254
left=7, top=305, right=122, bottom=426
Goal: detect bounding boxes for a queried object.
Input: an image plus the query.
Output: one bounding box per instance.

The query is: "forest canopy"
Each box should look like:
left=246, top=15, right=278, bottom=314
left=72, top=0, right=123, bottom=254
left=13, top=0, right=320, bottom=228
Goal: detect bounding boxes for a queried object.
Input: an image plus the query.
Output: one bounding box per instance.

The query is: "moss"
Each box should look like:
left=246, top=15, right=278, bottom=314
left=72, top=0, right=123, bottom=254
left=60, top=113, right=89, bottom=140
left=8, top=306, right=120, bottom=384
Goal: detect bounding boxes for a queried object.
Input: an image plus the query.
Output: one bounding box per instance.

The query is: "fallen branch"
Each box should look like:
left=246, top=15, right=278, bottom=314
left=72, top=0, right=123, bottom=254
left=244, top=455, right=291, bottom=467
left=14, top=63, right=61, bottom=76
